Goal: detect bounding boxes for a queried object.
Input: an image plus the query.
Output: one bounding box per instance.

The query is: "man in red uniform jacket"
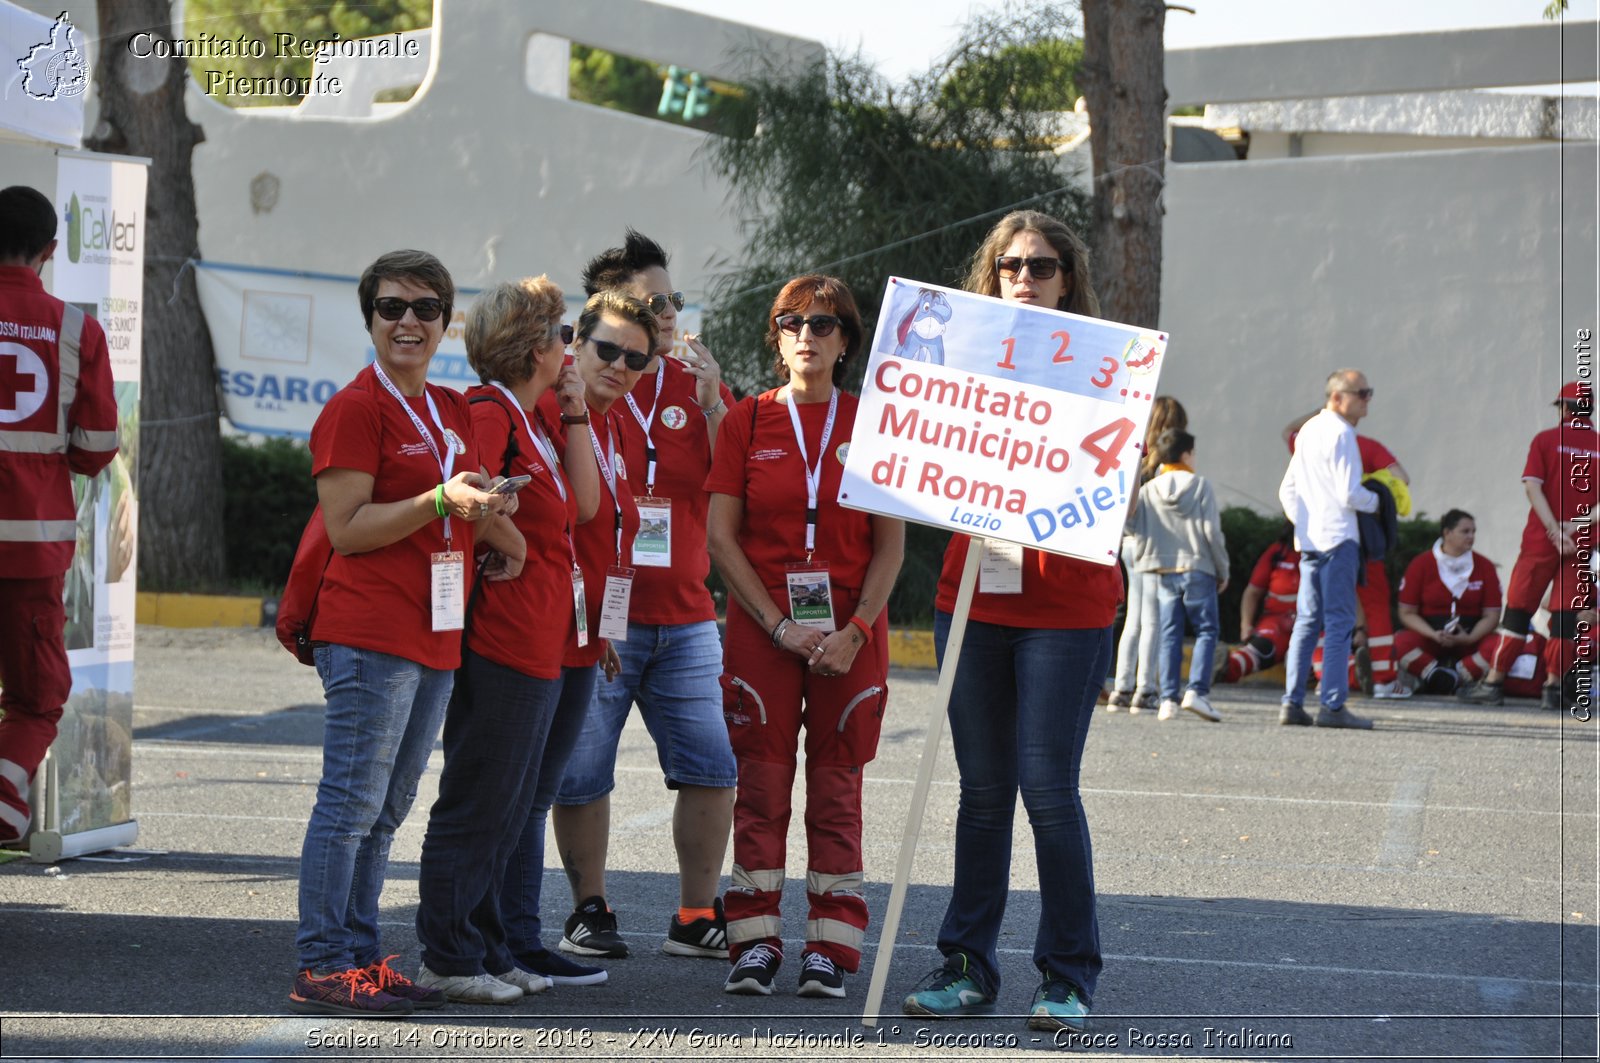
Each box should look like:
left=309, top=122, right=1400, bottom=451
left=1462, top=381, right=1599, bottom=710
left=0, top=186, right=119, bottom=843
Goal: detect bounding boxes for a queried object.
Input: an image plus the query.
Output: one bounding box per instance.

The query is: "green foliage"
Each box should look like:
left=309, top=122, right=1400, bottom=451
left=700, top=0, right=1093, bottom=398
left=221, top=436, right=317, bottom=592
left=183, top=0, right=431, bottom=107
left=936, top=37, right=1083, bottom=114
left=568, top=45, right=739, bottom=132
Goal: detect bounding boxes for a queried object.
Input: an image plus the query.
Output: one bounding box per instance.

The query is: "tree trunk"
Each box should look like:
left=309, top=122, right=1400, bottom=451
left=86, top=0, right=226, bottom=588
left=1079, top=0, right=1167, bottom=330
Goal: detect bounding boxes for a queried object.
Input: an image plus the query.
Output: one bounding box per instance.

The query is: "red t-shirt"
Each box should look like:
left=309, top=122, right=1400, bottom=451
left=537, top=392, right=640, bottom=667
left=1248, top=541, right=1301, bottom=616
left=616, top=361, right=733, bottom=625
left=463, top=385, right=580, bottom=680
left=704, top=388, right=875, bottom=596
left=1398, top=549, right=1503, bottom=625
left=1288, top=430, right=1398, bottom=476
left=1521, top=419, right=1600, bottom=527
left=935, top=538, right=1123, bottom=629
left=309, top=365, right=482, bottom=671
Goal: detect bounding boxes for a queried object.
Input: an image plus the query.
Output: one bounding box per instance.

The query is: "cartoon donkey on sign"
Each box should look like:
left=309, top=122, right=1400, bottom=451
left=893, top=288, right=953, bottom=365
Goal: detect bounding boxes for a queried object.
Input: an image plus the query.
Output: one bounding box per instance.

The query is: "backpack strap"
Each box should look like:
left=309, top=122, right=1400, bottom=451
left=469, top=392, right=522, bottom=479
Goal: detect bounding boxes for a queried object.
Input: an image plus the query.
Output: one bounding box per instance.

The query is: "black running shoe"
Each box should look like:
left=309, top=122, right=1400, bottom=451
left=723, top=943, right=782, bottom=995
left=796, top=951, right=846, bottom=999
left=560, top=895, right=629, bottom=958
left=662, top=898, right=728, bottom=958
left=519, top=947, right=608, bottom=986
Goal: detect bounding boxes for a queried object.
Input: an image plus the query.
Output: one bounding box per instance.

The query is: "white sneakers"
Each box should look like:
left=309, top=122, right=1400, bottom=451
left=1372, top=680, right=1414, bottom=700
left=1157, top=691, right=1222, bottom=722
left=415, top=966, right=544, bottom=1004
left=1181, top=689, right=1221, bottom=722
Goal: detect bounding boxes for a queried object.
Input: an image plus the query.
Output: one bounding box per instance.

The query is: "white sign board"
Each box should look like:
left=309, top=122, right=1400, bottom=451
left=0, top=3, right=87, bottom=147
left=197, top=262, right=704, bottom=437
left=839, top=277, right=1167, bottom=565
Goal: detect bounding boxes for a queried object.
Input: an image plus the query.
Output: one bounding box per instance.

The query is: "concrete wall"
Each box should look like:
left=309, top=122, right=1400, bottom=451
left=1160, top=142, right=1596, bottom=570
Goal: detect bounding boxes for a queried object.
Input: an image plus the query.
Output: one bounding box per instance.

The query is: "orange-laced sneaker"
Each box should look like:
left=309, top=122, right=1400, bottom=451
left=365, top=954, right=446, bottom=1009
left=288, top=966, right=413, bottom=1018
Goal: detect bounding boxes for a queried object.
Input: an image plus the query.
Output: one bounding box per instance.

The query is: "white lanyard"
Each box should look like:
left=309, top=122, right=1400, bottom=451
left=588, top=412, right=625, bottom=560
left=623, top=368, right=666, bottom=494
left=784, top=387, right=838, bottom=559
left=489, top=381, right=565, bottom=502
left=374, top=362, right=456, bottom=540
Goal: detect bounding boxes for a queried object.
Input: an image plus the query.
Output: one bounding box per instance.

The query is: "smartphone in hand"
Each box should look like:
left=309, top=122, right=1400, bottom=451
left=488, top=474, right=533, bottom=495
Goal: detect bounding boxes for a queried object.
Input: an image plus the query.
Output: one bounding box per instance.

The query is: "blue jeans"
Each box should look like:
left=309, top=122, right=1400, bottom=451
left=1284, top=540, right=1360, bottom=711
left=1156, top=571, right=1220, bottom=702
left=298, top=644, right=452, bottom=972
left=933, top=611, right=1111, bottom=1002
left=556, top=620, right=735, bottom=803
left=500, top=665, right=598, bottom=961
left=417, top=649, right=561, bottom=976
left=1112, top=543, right=1159, bottom=694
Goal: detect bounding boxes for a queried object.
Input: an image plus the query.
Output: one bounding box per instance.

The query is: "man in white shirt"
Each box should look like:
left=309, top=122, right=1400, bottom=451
left=1277, top=370, right=1380, bottom=729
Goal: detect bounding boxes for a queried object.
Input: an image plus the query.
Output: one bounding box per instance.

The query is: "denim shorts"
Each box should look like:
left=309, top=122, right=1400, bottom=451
left=555, top=620, right=737, bottom=803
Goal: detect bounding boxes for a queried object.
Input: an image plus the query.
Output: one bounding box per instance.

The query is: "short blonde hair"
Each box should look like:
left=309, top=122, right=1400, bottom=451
left=466, top=275, right=566, bottom=386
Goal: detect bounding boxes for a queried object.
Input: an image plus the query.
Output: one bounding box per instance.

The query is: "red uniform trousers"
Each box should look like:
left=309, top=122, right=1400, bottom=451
left=1468, top=633, right=1554, bottom=698
left=720, top=593, right=889, bottom=972
left=1222, top=609, right=1294, bottom=681
left=1491, top=524, right=1595, bottom=677
left=0, top=575, right=72, bottom=842
left=1395, top=629, right=1491, bottom=685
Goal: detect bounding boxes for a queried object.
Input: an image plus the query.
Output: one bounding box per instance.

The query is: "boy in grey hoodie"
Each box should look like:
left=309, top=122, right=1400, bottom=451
left=1129, top=430, right=1230, bottom=722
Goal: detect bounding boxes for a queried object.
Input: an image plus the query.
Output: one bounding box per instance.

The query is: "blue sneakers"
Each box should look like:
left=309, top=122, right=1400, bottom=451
left=1027, top=976, right=1090, bottom=1033
left=902, top=955, right=996, bottom=1018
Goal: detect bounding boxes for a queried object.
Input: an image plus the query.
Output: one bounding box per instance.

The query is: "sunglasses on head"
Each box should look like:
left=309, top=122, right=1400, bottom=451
left=645, top=291, right=685, bottom=316
left=774, top=313, right=842, bottom=338
left=996, top=255, right=1069, bottom=281
left=372, top=296, right=445, bottom=322
left=584, top=336, right=654, bottom=372
left=1344, top=387, right=1375, bottom=400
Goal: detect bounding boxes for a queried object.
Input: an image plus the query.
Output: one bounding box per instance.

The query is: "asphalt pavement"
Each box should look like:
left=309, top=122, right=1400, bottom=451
left=1, top=624, right=1596, bottom=1062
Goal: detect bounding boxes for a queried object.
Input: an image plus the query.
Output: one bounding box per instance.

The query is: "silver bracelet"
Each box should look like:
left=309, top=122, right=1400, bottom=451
left=770, top=617, right=791, bottom=648
left=700, top=398, right=727, bottom=417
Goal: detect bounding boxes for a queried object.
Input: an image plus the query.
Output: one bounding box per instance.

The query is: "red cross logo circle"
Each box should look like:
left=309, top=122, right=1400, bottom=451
left=0, top=342, right=49, bottom=423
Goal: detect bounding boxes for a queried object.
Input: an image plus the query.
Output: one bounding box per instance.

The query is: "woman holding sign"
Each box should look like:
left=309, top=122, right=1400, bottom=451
left=496, top=289, right=652, bottom=985
left=901, top=211, right=1119, bottom=1034
left=707, top=275, right=905, bottom=999
left=290, top=251, right=520, bottom=1017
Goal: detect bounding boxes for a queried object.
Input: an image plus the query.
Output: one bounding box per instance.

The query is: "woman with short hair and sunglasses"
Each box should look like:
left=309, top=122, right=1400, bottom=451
left=901, top=211, right=1119, bottom=1035
left=496, top=288, right=655, bottom=981
left=411, top=276, right=600, bottom=1003
left=290, top=250, right=522, bottom=1018
left=706, top=275, right=905, bottom=1000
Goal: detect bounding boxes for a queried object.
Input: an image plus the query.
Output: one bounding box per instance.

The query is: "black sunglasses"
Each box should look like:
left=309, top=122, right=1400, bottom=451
left=1343, top=387, right=1375, bottom=400
left=646, top=291, right=685, bottom=316
left=372, top=296, right=445, bottom=322
left=583, top=336, right=654, bottom=372
left=774, top=313, right=842, bottom=338
left=995, top=256, right=1069, bottom=281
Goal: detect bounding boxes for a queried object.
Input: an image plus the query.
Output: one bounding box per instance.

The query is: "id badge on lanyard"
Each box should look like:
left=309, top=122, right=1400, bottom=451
left=599, top=565, right=636, bottom=641
left=572, top=567, right=589, bottom=649
left=979, top=538, right=1024, bottom=594
left=632, top=497, right=672, bottom=568
left=431, top=551, right=466, bottom=631
left=786, top=562, right=835, bottom=631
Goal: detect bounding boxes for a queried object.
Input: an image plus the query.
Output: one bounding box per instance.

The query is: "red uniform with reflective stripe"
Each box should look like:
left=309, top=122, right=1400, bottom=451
left=0, top=266, right=118, bottom=575
left=1250, top=541, right=1301, bottom=616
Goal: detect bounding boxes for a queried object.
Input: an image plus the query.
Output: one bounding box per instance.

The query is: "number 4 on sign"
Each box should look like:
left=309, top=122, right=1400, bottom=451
left=1079, top=417, right=1136, bottom=476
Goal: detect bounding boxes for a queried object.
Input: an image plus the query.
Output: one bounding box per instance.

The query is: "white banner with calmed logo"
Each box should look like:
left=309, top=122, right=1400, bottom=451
left=839, top=277, right=1167, bottom=565
left=37, top=150, right=146, bottom=860
left=197, top=262, right=704, bottom=437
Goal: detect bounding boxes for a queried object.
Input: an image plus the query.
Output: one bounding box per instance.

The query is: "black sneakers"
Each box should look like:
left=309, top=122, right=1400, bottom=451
left=662, top=898, right=728, bottom=958
left=519, top=947, right=609, bottom=986
left=796, top=951, right=846, bottom=998
left=560, top=895, right=629, bottom=958
left=723, top=943, right=782, bottom=995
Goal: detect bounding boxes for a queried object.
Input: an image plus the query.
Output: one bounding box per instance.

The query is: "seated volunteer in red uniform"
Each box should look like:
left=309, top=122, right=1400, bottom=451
left=0, top=186, right=118, bottom=845
left=1393, top=509, right=1501, bottom=696
left=1216, top=527, right=1300, bottom=683
left=707, top=275, right=904, bottom=1001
